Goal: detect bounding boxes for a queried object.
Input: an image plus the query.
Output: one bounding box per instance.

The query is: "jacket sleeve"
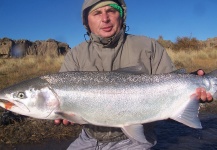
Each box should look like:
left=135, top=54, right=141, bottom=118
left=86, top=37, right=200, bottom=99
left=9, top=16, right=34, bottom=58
left=59, top=48, right=79, bottom=72
left=150, top=40, right=176, bottom=74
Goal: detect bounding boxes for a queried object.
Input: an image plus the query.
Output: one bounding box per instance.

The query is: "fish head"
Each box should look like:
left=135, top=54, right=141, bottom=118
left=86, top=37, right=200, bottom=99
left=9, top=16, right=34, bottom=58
left=0, top=77, right=59, bottom=119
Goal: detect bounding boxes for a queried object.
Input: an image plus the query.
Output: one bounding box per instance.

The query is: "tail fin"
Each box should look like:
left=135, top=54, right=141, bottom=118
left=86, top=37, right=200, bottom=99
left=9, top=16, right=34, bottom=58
left=206, top=69, right=217, bottom=100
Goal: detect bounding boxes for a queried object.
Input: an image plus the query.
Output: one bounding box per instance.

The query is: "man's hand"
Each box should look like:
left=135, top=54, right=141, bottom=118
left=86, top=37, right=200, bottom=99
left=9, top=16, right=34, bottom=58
left=194, top=69, right=213, bottom=103
left=195, top=87, right=213, bottom=103
left=54, top=119, right=73, bottom=125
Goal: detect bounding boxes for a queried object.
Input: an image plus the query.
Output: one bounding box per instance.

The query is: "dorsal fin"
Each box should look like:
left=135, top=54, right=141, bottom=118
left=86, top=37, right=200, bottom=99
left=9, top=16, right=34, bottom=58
left=171, top=68, right=187, bottom=74
left=115, top=64, right=148, bottom=74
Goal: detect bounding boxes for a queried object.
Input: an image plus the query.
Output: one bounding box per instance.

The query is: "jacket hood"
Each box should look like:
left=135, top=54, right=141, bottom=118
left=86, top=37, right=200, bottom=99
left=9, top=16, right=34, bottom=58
left=82, top=0, right=127, bottom=33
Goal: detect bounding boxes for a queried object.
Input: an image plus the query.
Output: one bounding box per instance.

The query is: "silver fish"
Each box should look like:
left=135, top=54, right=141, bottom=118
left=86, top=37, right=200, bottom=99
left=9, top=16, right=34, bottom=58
left=0, top=69, right=217, bottom=143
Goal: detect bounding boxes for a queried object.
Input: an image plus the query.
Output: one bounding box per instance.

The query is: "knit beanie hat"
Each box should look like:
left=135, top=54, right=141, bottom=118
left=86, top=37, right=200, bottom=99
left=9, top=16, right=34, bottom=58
left=89, top=1, right=123, bottom=17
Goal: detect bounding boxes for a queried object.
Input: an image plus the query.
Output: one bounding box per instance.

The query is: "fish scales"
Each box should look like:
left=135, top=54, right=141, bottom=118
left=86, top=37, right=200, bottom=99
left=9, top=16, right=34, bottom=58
left=41, top=72, right=207, bottom=125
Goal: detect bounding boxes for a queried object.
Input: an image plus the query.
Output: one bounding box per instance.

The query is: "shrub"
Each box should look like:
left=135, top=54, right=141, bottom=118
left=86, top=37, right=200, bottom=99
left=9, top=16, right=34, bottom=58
left=157, top=35, right=173, bottom=49
left=172, top=36, right=201, bottom=51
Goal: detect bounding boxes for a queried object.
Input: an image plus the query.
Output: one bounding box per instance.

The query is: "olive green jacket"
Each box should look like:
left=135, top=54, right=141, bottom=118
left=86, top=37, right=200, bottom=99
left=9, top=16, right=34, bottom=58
left=60, top=33, right=175, bottom=73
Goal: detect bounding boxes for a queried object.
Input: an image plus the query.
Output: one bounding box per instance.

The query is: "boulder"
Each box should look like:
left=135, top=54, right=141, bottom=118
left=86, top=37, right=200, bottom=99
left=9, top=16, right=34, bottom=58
left=35, top=39, right=59, bottom=56
left=0, top=38, right=15, bottom=58
left=34, top=39, right=70, bottom=56
left=206, top=37, right=217, bottom=48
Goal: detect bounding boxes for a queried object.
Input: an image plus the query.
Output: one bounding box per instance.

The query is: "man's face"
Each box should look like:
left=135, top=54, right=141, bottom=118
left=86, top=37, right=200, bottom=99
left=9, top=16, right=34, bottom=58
left=88, top=6, right=122, bottom=38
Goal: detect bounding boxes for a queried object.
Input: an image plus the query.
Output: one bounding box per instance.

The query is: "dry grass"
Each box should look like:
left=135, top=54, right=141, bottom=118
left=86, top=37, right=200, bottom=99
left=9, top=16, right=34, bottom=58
left=0, top=55, right=64, bottom=89
left=166, top=47, right=217, bottom=73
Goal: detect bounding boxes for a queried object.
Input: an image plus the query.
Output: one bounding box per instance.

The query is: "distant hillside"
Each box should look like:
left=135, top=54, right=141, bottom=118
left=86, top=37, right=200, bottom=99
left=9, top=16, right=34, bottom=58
left=157, top=36, right=217, bottom=50
left=1, top=36, right=217, bottom=58
left=0, top=38, right=70, bottom=58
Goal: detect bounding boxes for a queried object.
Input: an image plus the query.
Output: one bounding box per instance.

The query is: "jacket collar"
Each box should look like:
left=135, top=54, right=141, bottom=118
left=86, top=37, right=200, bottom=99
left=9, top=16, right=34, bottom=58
left=89, top=29, right=125, bottom=48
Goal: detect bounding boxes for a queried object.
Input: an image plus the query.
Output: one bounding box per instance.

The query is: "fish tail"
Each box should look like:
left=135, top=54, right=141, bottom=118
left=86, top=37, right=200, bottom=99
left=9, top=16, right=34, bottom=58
left=206, top=70, right=217, bottom=100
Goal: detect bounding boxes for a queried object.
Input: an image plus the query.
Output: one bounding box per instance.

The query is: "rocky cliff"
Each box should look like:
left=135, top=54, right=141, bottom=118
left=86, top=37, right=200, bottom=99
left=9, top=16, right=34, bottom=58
left=0, top=38, right=70, bottom=58
left=1, top=37, right=216, bottom=58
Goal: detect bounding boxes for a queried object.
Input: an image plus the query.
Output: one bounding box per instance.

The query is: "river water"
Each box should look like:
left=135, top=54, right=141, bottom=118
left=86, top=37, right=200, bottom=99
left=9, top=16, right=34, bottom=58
left=153, top=112, right=217, bottom=150
left=1, top=112, right=217, bottom=150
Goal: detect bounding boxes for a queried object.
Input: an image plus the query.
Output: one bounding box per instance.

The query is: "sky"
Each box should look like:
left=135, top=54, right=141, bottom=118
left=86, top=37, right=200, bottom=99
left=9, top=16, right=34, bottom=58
left=0, top=0, right=216, bottom=48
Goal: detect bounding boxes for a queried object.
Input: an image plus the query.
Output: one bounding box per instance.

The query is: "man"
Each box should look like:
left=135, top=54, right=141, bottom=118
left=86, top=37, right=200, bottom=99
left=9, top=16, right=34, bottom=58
left=56, top=0, right=213, bottom=149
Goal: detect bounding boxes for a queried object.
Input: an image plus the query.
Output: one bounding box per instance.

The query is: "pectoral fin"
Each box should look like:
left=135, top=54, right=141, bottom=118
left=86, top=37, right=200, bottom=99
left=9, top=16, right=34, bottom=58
left=55, top=112, right=88, bottom=124
left=170, top=96, right=202, bottom=129
left=121, top=124, right=149, bottom=143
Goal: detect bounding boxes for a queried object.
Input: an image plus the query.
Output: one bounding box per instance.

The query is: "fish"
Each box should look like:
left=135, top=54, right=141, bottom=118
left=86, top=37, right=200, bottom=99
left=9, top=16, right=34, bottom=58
left=0, top=68, right=217, bottom=143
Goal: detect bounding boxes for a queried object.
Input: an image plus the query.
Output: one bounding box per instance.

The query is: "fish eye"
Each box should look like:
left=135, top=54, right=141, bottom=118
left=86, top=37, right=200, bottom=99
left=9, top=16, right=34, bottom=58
left=17, top=92, right=26, bottom=99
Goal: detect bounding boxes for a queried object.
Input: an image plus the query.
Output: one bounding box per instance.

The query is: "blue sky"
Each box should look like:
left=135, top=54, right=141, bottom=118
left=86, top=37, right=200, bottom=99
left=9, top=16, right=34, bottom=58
left=0, top=0, right=216, bottom=48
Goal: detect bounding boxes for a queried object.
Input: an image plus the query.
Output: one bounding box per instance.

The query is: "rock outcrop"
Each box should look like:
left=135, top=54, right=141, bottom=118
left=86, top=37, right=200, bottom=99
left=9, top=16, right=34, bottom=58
left=0, top=38, right=15, bottom=57
left=1, top=36, right=216, bottom=58
left=0, top=38, right=70, bottom=58
left=205, top=37, right=217, bottom=48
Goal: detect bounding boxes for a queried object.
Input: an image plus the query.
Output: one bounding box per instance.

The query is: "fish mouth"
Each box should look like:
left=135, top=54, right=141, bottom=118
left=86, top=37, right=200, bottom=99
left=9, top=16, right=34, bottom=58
left=0, top=101, right=15, bottom=110
left=0, top=99, right=30, bottom=112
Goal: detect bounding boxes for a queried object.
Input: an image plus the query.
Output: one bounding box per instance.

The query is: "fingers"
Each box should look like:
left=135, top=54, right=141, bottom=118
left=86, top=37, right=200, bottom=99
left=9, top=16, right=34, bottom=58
left=190, top=69, right=205, bottom=75
left=63, top=119, right=70, bottom=125
left=206, top=93, right=213, bottom=102
left=197, top=69, right=205, bottom=76
left=199, top=88, right=207, bottom=101
left=194, top=70, right=212, bottom=102
left=196, top=87, right=213, bottom=103
left=54, top=119, right=74, bottom=125
left=193, top=70, right=213, bottom=103
left=54, top=119, right=61, bottom=125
